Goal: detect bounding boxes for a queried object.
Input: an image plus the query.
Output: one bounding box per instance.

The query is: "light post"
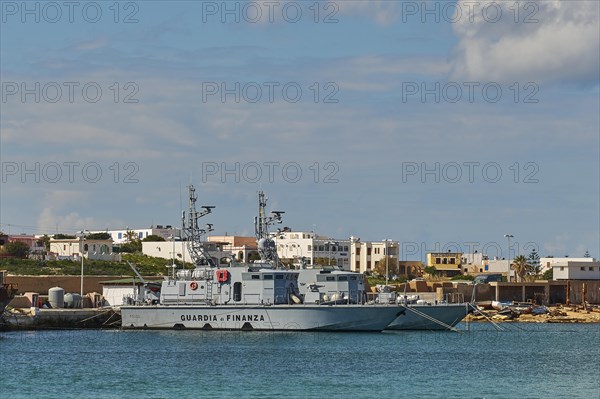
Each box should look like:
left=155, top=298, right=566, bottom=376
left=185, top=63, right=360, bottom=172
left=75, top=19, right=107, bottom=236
left=325, top=241, right=337, bottom=266
left=79, top=230, right=89, bottom=296
left=504, top=234, right=514, bottom=282
left=383, top=239, right=393, bottom=286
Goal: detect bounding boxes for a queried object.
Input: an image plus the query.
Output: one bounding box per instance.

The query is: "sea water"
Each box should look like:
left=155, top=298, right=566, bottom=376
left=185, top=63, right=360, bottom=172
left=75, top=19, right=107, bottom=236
left=1, top=323, right=598, bottom=398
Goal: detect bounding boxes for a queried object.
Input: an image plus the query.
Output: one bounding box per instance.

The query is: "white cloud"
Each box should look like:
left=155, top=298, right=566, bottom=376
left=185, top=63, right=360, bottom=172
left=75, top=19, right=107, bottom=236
left=335, top=0, right=403, bottom=26
left=450, top=0, right=600, bottom=84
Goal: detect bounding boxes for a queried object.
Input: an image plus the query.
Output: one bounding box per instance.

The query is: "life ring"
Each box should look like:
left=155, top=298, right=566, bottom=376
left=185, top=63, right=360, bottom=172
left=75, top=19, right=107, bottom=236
left=216, top=269, right=229, bottom=283
left=190, top=281, right=198, bottom=290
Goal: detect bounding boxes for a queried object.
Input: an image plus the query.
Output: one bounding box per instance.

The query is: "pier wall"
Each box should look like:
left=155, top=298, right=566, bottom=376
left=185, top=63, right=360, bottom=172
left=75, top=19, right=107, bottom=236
left=402, top=281, right=600, bottom=305
left=4, top=275, right=154, bottom=295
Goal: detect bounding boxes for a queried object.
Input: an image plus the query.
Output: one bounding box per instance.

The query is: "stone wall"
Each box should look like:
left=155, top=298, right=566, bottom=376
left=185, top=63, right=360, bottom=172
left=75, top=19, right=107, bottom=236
left=5, top=275, right=151, bottom=295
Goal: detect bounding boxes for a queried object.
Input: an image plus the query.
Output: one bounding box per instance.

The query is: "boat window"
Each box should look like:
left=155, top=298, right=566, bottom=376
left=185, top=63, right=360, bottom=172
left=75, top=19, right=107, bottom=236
left=251, top=275, right=260, bottom=280
left=275, top=275, right=284, bottom=279
left=326, top=276, right=335, bottom=281
left=338, top=276, right=348, bottom=281
left=233, top=282, right=242, bottom=302
left=263, top=275, right=273, bottom=280
left=350, top=276, right=357, bottom=280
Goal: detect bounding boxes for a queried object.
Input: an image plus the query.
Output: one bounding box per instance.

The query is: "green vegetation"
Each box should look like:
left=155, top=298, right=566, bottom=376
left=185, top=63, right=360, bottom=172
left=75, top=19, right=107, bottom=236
left=0, top=253, right=193, bottom=276
left=451, top=274, right=474, bottom=281
left=542, top=268, right=553, bottom=280
left=527, top=249, right=542, bottom=278
left=119, top=240, right=142, bottom=253
left=53, top=234, right=76, bottom=239
left=3, top=241, right=30, bottom=258
left=513, top=255, right=529, bottom=282
left=85, top=232, right=111, bottom=240
left=142, top=235, right=166, bottom=242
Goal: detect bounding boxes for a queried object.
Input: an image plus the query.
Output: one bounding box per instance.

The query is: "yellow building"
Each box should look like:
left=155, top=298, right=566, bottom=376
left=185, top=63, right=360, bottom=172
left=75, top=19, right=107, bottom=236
left=426, top=252, right=463, bottom=277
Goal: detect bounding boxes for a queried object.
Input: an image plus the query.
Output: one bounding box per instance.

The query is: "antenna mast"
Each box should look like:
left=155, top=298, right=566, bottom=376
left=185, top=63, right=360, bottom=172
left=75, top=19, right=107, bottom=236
left=183, top=185, right=215, bottom=267
left=254, top=191, right=284, bottom=266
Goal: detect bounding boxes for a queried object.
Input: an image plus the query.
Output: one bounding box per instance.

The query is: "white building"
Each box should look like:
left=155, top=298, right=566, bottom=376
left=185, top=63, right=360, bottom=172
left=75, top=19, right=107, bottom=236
left=553, top=261, right=600, bottom=280
left=541, top=257, right=595, bottom=273
left=101, top=278, right=146, bottom=306
left=274, top=231, right=351, bottom=269
left=141, top=241, right=232, bottom=266
left=350, top=237, right=399, bottom=274
left=274, top=231, right=398, bottom=273
left=49, top=238, right=121, bottom=261
left=90, top=225, right=181, bottom=244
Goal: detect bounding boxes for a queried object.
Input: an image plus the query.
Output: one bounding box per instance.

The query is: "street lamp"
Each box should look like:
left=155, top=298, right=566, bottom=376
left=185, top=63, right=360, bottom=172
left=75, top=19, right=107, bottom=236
left=325, top=241, right=337, bottom=266
left=504, top=234, right=514, bottom=282
left=79, top=230, right=89, bottom=297
left=383, top=239, right=394, bottom=286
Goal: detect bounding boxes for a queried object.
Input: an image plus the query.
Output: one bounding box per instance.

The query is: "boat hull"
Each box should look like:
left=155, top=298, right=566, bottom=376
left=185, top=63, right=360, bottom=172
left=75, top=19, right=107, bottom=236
left=386, top=304, right=469, bottom=330
left=120, top=304, right=402, bottom=332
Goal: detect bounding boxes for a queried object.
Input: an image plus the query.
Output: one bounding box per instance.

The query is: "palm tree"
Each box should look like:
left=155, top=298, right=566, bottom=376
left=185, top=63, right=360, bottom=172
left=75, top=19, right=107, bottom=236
left=512, top=255, right=529, bottom=282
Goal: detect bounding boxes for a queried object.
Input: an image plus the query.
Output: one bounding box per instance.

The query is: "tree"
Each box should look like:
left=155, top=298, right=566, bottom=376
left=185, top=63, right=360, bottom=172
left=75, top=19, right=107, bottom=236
left=39, top=235, right=51, bottom=251
left=53, top=233, right=76, bottom=239
left=527, top=249, right=541, bottom=279
left=142, top=235, right=166, bottom=242
left=512, top=255, right=529, bottom=282
left=86, top=232, right=111, bottom=240
left=423, top=266, right=438, bottom=277
left=4, top=241, right=30, bottom=258
left=542, top=268, right=553, bottom=280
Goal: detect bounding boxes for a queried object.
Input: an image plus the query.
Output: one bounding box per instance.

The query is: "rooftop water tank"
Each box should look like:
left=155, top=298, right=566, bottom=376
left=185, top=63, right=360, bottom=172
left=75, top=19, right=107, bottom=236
left=48, top=287, right=65, bottom=308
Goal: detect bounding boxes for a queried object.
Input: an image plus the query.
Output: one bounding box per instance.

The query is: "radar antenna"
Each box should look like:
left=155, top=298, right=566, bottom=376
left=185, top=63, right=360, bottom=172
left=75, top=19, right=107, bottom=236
left=183, top=185, right=216, bottom=267
left=254, top=191, right=284, bottom=267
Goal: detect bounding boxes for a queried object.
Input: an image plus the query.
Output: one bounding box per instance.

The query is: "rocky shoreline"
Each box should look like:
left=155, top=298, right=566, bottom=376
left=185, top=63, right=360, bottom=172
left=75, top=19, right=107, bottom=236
left=466, top=305, right=600, bottom=323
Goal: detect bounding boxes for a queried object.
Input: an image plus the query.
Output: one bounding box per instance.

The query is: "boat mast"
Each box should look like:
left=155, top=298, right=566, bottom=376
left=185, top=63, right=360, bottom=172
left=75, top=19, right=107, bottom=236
left=183, top=185, right=215, bottom=267
left=254, top=191, right=284, bottom=267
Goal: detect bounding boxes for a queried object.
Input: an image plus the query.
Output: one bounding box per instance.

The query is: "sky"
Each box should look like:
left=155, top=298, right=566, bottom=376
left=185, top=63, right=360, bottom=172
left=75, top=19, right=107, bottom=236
left=0, top=0, right=598, bottom=261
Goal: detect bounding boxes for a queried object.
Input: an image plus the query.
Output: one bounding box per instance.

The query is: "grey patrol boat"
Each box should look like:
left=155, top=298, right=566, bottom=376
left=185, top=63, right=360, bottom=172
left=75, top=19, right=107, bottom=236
left=120, top=186, right=402, bottom=331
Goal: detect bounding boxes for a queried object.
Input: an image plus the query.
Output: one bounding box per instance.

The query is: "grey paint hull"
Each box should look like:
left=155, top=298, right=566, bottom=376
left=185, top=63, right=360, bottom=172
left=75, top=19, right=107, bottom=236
left=121, top=305, right=402, bottom=331
left=386, top=304, right=469, bottom=330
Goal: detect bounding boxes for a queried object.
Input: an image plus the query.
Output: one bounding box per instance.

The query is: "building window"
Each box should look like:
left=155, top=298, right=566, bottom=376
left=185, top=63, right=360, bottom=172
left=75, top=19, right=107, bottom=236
left=580, top=267, right=585, bottom=271
left=138, top=232, right=143, bottom=238
left=589, top=267, right=594, bottom=271
left=449, top=258, right=455, bottom=264
left=560, top=267, right=564, bottom=271
left=367, top=261, right=371, bottom=269
left=367, top=248, right=372, bottom=255
left=356, top=248, right=361, bottom=255
left=355, top=261, right=360, bottom=269
left=436, top=257, right=441, bottom=264
left=84, top=244, right=89, bottom=251
left=118, top=232, right=122, bottom=239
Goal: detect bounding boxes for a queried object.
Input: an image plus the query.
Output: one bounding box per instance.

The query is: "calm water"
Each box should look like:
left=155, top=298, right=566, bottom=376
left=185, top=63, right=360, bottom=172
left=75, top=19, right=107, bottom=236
left=1, top=323, right=599, bottom=398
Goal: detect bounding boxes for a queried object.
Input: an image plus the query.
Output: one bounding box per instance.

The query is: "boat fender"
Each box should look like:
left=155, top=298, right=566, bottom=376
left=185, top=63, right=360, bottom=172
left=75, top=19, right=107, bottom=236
left=190, top=282, right=198, bottom=290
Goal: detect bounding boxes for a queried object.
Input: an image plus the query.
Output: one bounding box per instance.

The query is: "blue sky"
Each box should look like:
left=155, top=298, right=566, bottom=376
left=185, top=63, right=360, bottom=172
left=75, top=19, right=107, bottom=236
left=1, top=0, right=598, bottom=260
